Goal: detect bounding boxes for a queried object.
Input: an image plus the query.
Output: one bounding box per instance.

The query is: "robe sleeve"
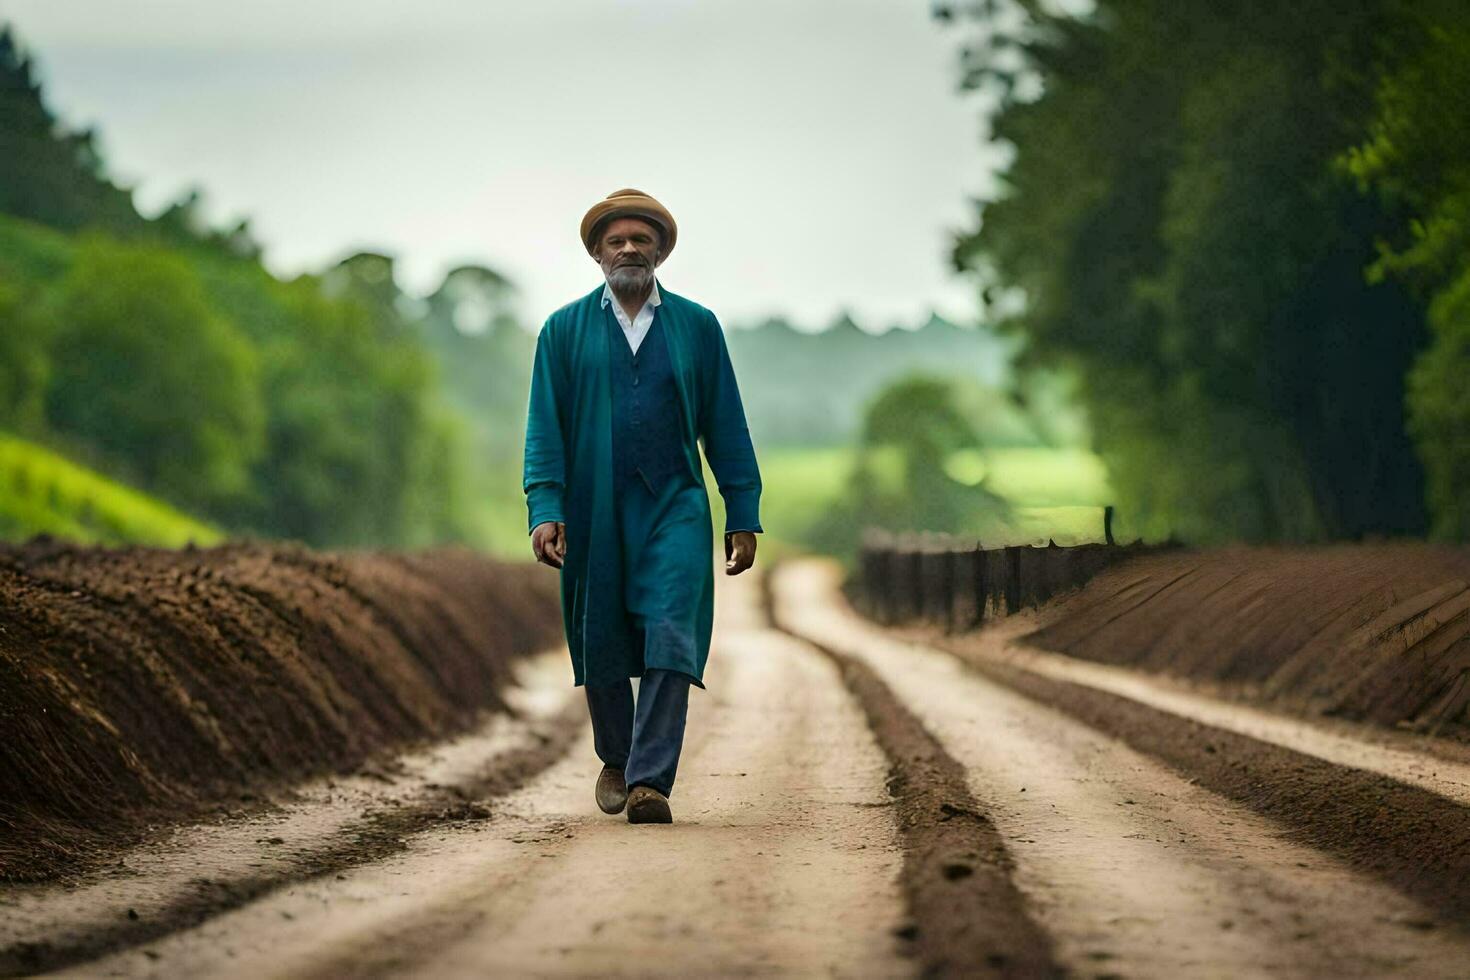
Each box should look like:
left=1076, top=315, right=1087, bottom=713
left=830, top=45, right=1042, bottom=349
left=522, top=319, right=566, bottom=534
left=698, top=312, right=763, bottom=535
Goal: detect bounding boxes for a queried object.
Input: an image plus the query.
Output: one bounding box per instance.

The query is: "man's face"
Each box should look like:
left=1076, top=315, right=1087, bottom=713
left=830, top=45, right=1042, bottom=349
left=594, top=216, right=663, bottom=294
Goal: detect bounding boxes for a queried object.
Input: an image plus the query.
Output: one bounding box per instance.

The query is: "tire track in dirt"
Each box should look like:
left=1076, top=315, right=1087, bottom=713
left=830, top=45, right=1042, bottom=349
left=760, top=565, right=1062, bottom=979
left=63, top=566, right=909, bottom=979
left=775, top=557, right=1470, bottom=979
left=0, top=656, right=584, bottom=978
left=934, top=642, right=1470, bottom=927
left=919, top=628, right=1470, bottom=807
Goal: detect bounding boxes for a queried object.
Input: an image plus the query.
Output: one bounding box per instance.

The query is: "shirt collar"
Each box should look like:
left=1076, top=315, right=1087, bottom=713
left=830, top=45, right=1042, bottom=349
left=601, top=277, right=662, bottom=310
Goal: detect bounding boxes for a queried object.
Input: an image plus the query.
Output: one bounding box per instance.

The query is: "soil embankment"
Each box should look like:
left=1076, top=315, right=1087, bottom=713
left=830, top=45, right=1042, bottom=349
left=1019, top=542, right=1470, bottom=740
left=0, top=538, right=561, bottom=882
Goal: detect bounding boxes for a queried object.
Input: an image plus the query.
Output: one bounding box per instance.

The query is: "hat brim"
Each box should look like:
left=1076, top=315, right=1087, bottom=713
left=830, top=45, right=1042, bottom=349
left=581, top=195, right=677, bottom=258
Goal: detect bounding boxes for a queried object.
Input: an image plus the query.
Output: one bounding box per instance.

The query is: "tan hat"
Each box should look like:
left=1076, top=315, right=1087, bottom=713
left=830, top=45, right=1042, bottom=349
left=580, top=188, right=677, bottom=258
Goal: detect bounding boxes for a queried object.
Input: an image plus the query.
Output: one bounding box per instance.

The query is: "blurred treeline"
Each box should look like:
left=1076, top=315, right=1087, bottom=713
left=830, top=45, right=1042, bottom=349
left=728, top=312, right=1021, bottom=445
left=0, top=27, right=532, bottom=547
left=940, top=0, right=1470, bottom=543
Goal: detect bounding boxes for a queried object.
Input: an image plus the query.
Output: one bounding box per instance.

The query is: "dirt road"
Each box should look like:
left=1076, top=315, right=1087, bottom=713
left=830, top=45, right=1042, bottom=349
left=8, top=557, right=1470, bottom=978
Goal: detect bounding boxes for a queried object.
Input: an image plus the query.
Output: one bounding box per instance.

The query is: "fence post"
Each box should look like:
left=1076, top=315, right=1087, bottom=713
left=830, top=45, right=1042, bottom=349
left=903, top=533, right=924, bottom=622
left=851, top=524, right=1179, bottom=630
left=1003, top=545, right=1022, bottom=615
left=939, top=543, right=957, bottom=632
left=970, top=541, right=987, bottom=628
left=947, top=541, right=982, bottom=631
left=918, top=532, right=948, bottom=626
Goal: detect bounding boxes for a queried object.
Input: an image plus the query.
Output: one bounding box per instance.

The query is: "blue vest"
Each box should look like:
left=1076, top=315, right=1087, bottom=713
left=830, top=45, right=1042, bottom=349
left=607, top=306, right=687, bottom=497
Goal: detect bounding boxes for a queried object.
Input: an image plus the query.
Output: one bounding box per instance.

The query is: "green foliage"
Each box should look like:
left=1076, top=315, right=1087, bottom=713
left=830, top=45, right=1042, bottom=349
left=0, top=28, right=142, bottom=236
left=43, top=236, right=265, bottom=513
left=809, top=375, right=1010, bottom=558
left=0, top=209, right=71, bottom=280
left=853, top=377, right=984, bottom=541
left=0, top=431, right=220, bottom=545
left=0, top=279, right=50, bottom=431
left=411, top=264, right=536, bottom=554
left=225, top=275, right=451, bottom=546
left=0, top=15, right=498, bottom=549
left=1337, top=2, right=1470, bottom=288
left=1406, top=269, right=1470, bottom=538
left=0, top=215, right=482, bottom=549
left=1338, top=3, right=1470, bottom=540
left=944, top=0, right=1437, bottom=543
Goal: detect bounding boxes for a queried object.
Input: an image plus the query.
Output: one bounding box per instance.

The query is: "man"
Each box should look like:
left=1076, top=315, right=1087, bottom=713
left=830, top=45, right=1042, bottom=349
left=523, top=188, right=762, bottom=825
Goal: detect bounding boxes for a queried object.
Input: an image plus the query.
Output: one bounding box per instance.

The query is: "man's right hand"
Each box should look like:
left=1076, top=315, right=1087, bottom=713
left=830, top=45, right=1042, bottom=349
left=531, top=520, right=566, bottom=569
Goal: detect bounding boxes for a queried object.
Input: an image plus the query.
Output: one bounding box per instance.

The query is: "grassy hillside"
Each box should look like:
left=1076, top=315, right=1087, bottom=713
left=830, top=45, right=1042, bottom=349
left=0, top=433, right=221, bottom=546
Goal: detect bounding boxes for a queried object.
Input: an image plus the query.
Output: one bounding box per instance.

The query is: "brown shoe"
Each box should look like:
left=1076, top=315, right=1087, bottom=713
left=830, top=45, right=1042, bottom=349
left=596, top=765, right=628, bottom=814
left=626, top=785, right=672, bottom=824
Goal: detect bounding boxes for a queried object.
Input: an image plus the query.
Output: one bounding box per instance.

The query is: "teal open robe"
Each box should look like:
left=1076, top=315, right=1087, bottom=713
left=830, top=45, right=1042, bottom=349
left=522, top=281, right=763, bottom=687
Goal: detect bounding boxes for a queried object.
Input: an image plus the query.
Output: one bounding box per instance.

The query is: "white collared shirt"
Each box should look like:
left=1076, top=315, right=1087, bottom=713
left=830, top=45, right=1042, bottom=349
left=601, top=278, right=662, bottom=355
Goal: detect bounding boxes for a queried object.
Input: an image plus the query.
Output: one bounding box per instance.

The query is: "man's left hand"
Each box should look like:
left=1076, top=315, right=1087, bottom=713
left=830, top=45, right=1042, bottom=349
left=724, top=531, right=756, bottom=575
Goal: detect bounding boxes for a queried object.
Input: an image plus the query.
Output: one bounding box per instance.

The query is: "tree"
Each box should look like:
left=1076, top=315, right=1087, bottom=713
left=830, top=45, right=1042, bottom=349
left=43, top=236, right=265, bottom=511
left=0, top=24, right=483, bottom=547
left=0, top=278, right=50, bottom=431
left=1339, top=1, right=1470, bottom=538
left=0, top=26, right=141, bottom=234
left=824, top=375, right=1007, bottom=551
left=419, top=263, right=533, bottom=464
left=942, top=0, right=1429, bottom=543
left=238, top=278, right=454, bottom=546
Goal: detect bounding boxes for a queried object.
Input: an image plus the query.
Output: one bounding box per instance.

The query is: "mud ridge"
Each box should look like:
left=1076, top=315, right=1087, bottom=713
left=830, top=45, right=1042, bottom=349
left=0, top=539, right=562, bottom=882
left=1020, top=542, right=1470, bottom=741
left=762, top=563, right=1061, bottom=979
left=0, top=695, right=585, bottom=978
left=938, top=645, right=1470, bottom=932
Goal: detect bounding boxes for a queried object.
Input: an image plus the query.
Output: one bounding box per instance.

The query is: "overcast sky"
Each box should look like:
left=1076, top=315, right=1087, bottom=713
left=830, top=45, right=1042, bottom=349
left=1, top=0, right=1002, bottom=330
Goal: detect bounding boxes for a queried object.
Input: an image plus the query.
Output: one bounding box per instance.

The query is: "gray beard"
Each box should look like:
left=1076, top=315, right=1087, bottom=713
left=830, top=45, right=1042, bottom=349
left=606, top=262, right=653, bottom=296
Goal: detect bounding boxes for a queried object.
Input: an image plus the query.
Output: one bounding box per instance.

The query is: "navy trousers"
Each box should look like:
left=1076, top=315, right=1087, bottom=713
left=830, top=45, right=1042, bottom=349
left=585, top=668, right=691, bottom=797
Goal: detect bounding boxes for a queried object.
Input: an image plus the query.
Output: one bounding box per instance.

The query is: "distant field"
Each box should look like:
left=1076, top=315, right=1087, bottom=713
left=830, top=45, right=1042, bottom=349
left=974, top=447, right=1112, bottom=506
left=0, top=433, right=221, bottom=547
left=743, top=446, right=857, bottom=546
left=752, top=443, right=1114, bottom=550
left=472, top=443, right=1114, bottom=560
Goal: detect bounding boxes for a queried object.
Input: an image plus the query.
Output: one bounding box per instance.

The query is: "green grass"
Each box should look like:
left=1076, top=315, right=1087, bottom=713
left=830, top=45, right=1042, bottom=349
left=0, top=433, right=222, bottom=547
left=746, top=446, right=863, bottom=542
left=973, top=446, right=1113, bottom=507
left=758, top=443, right=1115, bottom=550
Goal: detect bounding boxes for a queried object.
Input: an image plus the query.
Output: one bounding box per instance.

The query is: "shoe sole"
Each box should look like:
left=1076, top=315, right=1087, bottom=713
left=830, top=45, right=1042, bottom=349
left=627, top=796, right=672, bottom=824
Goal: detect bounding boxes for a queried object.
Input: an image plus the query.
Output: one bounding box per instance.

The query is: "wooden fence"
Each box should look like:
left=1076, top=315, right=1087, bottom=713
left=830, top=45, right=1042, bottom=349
left=849, top=526, right=1179, bottom=632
